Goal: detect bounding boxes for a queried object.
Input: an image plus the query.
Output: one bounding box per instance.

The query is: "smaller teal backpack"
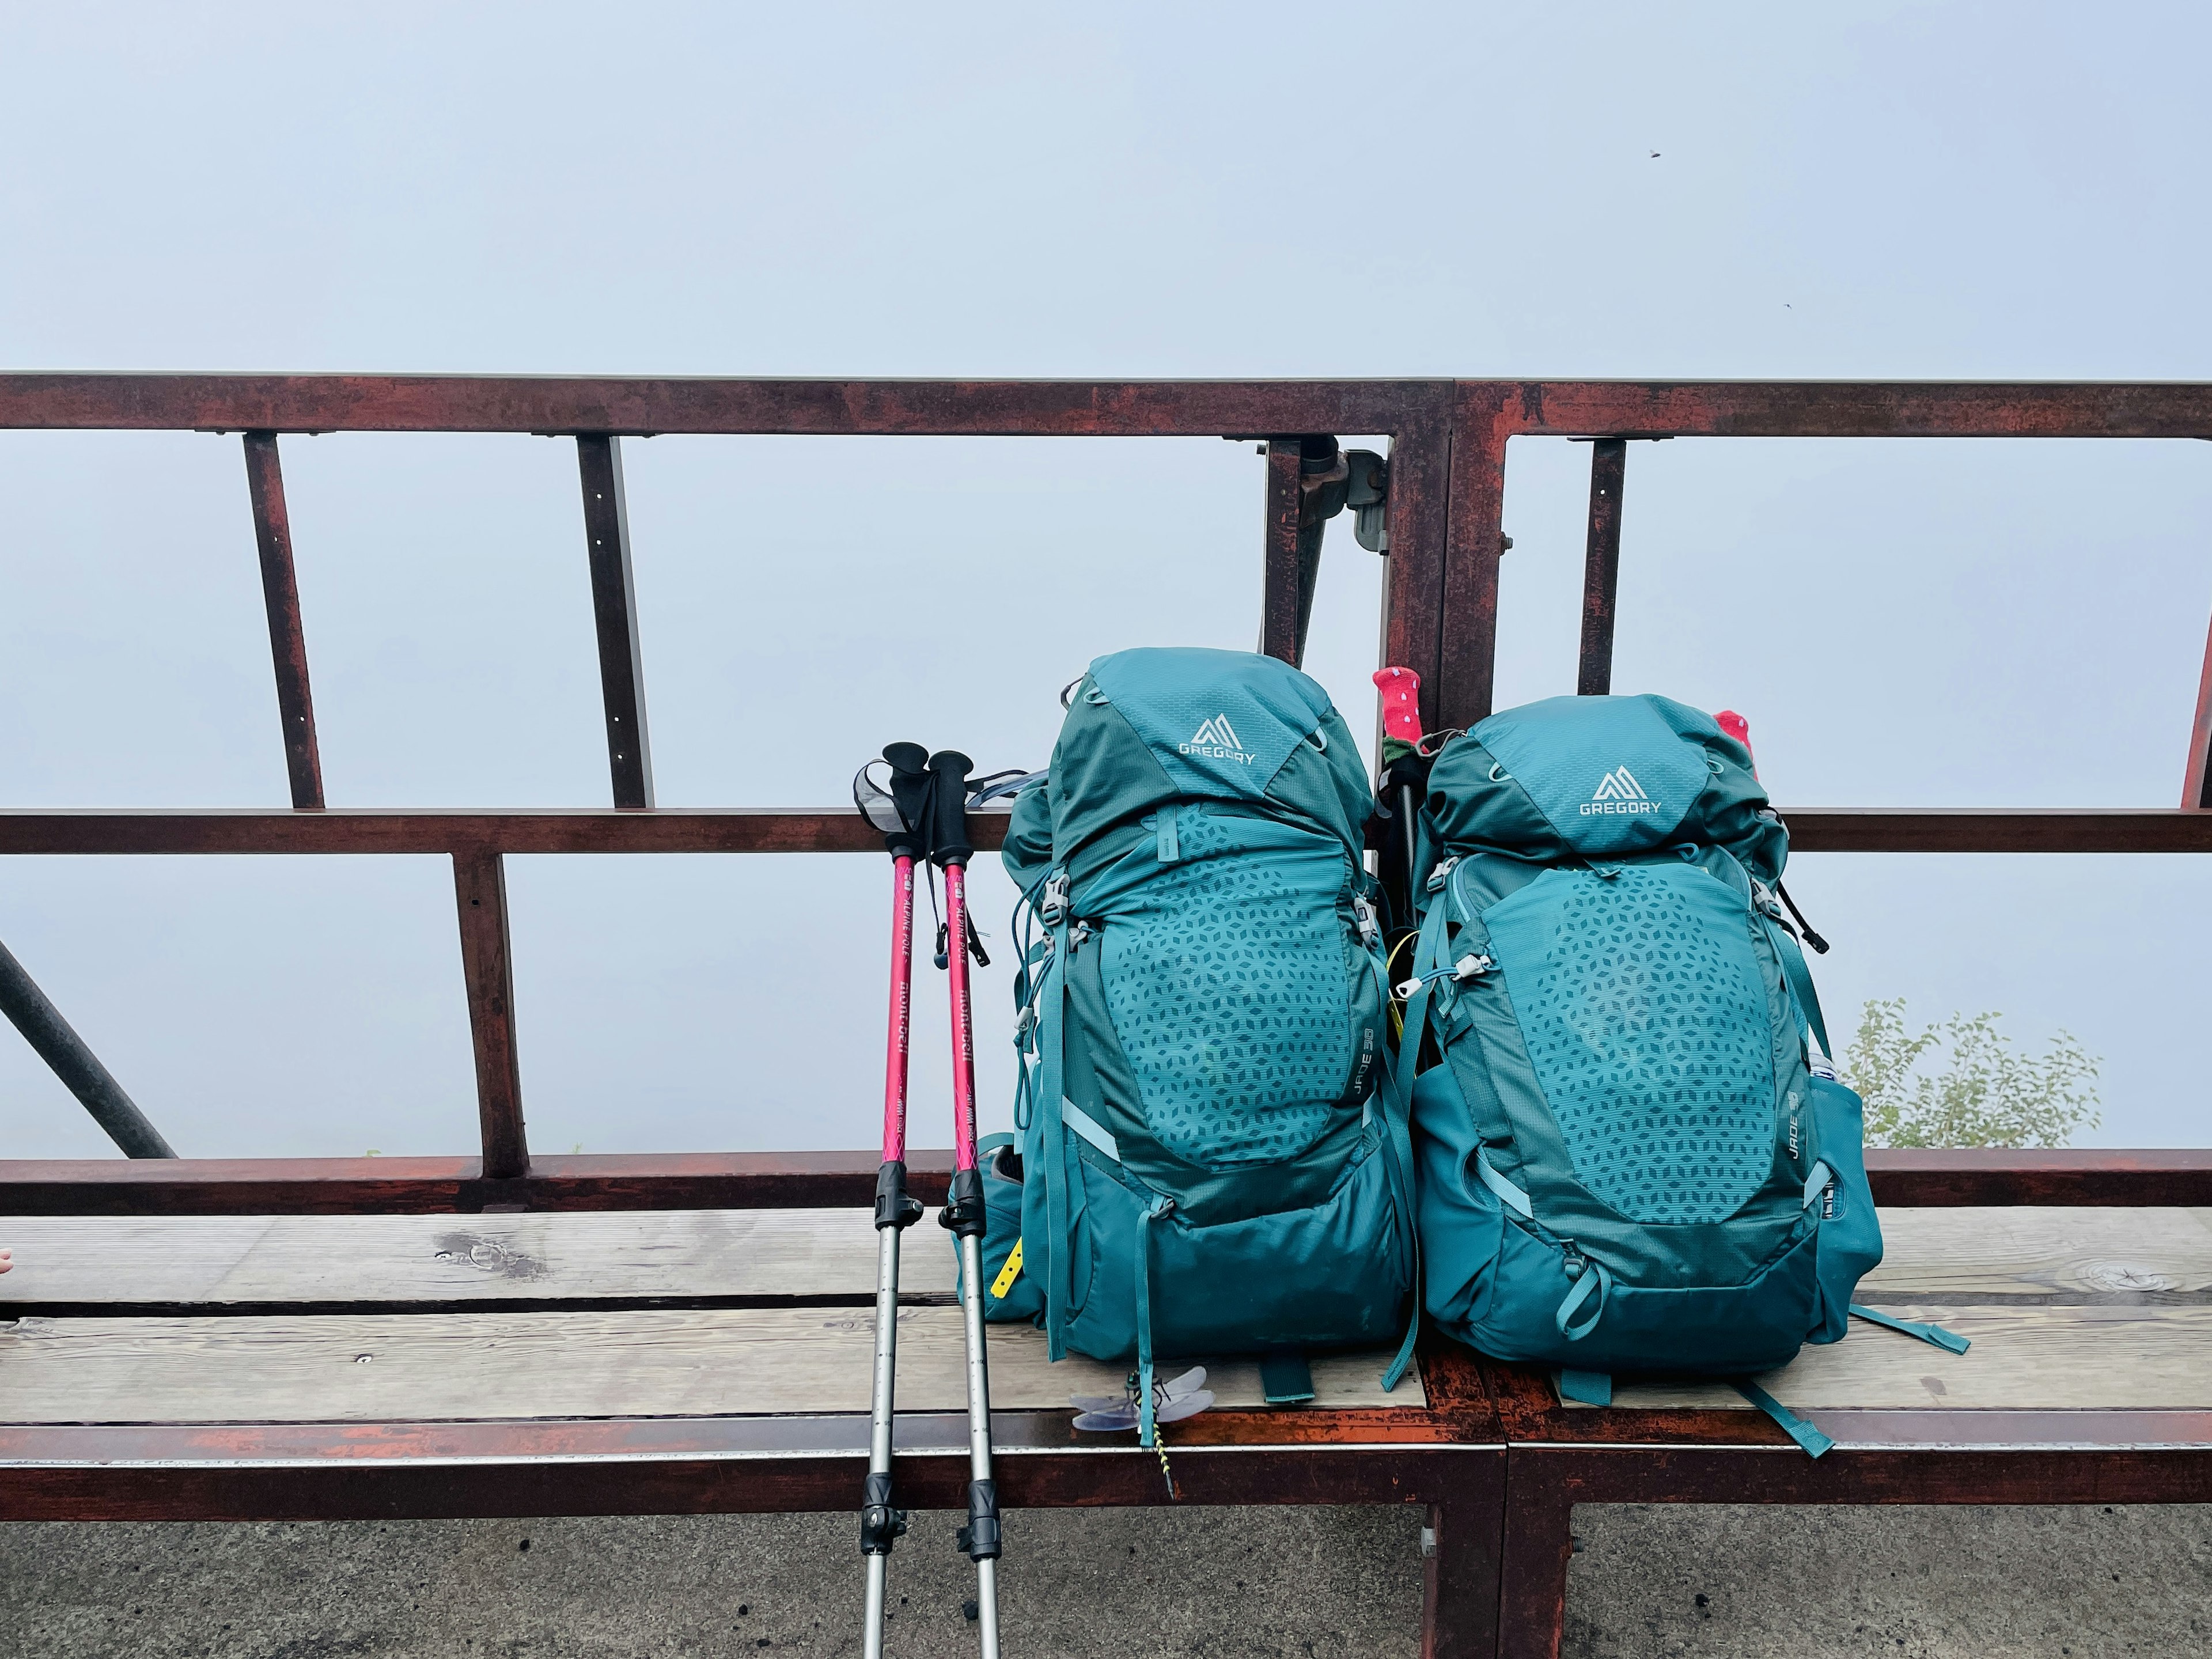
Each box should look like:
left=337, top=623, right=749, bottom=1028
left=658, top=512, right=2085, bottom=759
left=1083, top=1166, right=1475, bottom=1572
left=1400, top=694, right=1964, bottom=1453
left=975, top=647, right=1418, bottom=1441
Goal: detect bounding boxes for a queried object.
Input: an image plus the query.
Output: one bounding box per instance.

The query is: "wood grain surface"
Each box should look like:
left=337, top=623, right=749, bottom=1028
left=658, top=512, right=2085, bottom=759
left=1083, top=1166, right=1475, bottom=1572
left=0, top=1309, right=1419, bottom=1425
left=0, top=1208, right=952, bottom=1305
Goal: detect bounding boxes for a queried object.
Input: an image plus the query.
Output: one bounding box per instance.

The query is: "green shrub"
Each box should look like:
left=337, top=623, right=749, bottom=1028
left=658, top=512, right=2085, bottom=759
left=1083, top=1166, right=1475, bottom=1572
left=1842, top=998, right=2101, bottom=1149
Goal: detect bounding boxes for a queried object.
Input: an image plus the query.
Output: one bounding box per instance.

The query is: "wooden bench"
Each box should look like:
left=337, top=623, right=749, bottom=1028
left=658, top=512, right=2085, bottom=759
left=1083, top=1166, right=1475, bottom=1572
left=6, top=1153, right=2210, bottom=1658
left=0, top=1171, right=1505, bottom=1656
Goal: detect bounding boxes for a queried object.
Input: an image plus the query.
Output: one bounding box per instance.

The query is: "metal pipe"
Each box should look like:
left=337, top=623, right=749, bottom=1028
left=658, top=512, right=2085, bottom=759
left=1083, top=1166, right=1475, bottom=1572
left=1577, top=438, right=1627, bottom=696
left=0, top=936, right=175, bottom=1157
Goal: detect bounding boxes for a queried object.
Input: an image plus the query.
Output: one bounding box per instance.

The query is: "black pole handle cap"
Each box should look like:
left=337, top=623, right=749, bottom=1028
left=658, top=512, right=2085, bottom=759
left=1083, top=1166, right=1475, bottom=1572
left=927, top=749, right=974, bottom=867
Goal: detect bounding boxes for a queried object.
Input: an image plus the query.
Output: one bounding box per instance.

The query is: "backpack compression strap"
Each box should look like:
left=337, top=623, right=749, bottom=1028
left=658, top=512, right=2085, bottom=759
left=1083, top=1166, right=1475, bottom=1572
left=1377, top=880, right=1464, bottom=1392
left=1031, top=872, right=1075, bottom=1362
left=1760, top=908, right=1832, bottom=1058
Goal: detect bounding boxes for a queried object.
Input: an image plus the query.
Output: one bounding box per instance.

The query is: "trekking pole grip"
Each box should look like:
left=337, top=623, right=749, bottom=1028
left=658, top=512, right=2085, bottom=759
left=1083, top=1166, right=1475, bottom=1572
left=883, top=742, right=931, bottom=859
left=927, top=749, right=974, bottom=867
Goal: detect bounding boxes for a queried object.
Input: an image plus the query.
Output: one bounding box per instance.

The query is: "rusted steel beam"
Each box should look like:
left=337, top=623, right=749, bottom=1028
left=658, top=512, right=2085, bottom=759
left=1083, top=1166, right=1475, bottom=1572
left=1484, top=381, right=2212, bottom=440
left=1259, top=440, right=1304, bottom=664
left=0, top=806, right=2205, bottom=857
left=452, top=850, right=527, bottom=1180
left=2186, top=603, right=2212, bottom=809
left=2, top=1147, right=2203, bottom=1217
left=0, top=807, right=999, bottom=855
left=0, top=1426, right=1500, bottom=1524
left=1774, top=809, right=2212, bottom=854
left=240, top=433, right=324, bottom=808
left=0, top=1150, right=959, bottom=1214
left=0, top=938, right=175, bottom=1158
left=1865, top=1146, right=2212, bottom=1205
left=2, top=376, right=2204, bottom=440
left=1437, top=386, right=1513, bottom=730
left=1377, top=414, right=1453, bottom=737
left=1423, top=1490, right=1507, bottom=1659
left=1575, top=438, right=1627, bottom=696
left=0, top=375, right=1452, bottom=438
left=576, top=435, right=654, bottom=808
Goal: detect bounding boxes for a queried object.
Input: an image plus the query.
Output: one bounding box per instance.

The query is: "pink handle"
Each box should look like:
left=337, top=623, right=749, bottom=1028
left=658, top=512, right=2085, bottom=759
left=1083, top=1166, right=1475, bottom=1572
left=880, top=855, right=916, bottom=1164
left=1373, top=666, right=1425, bottom=744
left=1715, top=710, right=1756, bottom=779
left=944, top=862, right=982, bottom=1173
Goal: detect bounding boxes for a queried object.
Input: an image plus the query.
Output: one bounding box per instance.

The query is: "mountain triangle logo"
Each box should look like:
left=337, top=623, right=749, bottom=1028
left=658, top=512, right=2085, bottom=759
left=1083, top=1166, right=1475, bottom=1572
left=1581, top=765, right=1663, bottom=816
left=1180, top=714, right=1255, bottom=764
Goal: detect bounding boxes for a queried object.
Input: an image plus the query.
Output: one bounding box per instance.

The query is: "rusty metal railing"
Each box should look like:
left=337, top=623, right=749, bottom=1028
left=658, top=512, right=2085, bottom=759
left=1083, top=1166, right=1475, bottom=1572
left=2, top=375, right=2209, bottom=1206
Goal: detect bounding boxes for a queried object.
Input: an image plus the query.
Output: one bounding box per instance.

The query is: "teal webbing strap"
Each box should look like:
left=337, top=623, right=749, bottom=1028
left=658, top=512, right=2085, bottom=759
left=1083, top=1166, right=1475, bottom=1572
left=1260, top=1350, right=1316, bottom=1406
left=1849, top=1304, right=1972, bottom=1354
left=1554, top=1260, right=1612, bottom=1342
left=1377, top=894, right=1455, bottom=1395
left=1766, top=916, right=1831, bottom=1056
left=1154, top=806, right=1180, bottom=864
left=1377, top=1055, right=1423, bottom=1393
left=1477, top=1147, right=1534, bottom=1218
left=1556, top=1369, right=1612, bottom=1407
left=1061, top=1099, right=1120, bottom=1163
left=1036, top=897, right=1073, bottom=1361
left=1733, top=1381, right=1834, bottom=1458
left=1134, top=1195, right=1172, bottom=1446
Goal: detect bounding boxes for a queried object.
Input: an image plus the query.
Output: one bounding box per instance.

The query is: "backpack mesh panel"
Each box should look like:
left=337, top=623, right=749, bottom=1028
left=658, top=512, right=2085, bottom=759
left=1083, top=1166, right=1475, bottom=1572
left=1100, top=809, right=1350, bottom=1169
left=1498, top=866, right=1773, bottom=1224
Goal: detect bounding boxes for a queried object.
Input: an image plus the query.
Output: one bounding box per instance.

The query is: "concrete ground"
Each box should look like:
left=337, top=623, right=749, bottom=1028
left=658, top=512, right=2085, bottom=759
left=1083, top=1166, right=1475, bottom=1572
left=3, top=1503, right=2207, bottom=1657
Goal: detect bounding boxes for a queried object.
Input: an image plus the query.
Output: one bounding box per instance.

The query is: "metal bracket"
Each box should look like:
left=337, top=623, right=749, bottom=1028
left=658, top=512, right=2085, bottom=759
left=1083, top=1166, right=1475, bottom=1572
left=1344, top=449, right=1390, bottom=552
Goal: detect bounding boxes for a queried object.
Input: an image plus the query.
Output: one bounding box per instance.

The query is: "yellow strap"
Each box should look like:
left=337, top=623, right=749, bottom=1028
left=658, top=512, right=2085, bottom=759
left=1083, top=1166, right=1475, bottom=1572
left=989, top=1237, right=1024, bottom=1299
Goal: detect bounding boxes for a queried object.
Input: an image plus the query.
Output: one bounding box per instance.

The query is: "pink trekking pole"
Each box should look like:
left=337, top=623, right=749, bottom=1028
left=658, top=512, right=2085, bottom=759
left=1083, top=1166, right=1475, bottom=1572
left=926, top=747, right=1002, bottom=1659
left=852, top=743, right=931, bottom=1659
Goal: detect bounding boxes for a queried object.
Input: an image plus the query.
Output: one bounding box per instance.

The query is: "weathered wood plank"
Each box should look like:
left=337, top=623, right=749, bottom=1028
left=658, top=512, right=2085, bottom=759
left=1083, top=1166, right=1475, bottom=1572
left=1592, top=1305, right=2212, bottom=1412
left=0, top=1309, right=1421, bottom=1425
left=1858, top=1208, right=2212, bottom=1302
left=9, top=1207, right=2207, bottom=1310
left=0, top=1209, right=955, bottom=1305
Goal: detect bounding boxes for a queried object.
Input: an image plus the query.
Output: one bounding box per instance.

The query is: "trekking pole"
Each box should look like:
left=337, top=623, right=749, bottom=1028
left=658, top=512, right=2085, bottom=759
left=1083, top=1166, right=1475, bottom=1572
left=927, top=748, right=1002, bottom=1659
left=853, top=743, right=933, bottom=1659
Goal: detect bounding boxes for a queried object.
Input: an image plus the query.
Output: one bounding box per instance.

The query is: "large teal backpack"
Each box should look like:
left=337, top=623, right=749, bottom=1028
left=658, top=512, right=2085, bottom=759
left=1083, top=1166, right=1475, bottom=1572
left=1400, top=694, right=1963, bottom=1453
left=980, top=647, right=1418, bottom=1441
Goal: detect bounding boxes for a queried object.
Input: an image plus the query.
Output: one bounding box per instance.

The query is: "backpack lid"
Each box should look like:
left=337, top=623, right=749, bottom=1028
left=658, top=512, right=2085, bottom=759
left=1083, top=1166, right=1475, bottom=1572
left=1429, top=693, right=1785, bottom=877
left=1011, top=647, right=1372, bottom=893
left=1088, top=646, right=1332, bottom=800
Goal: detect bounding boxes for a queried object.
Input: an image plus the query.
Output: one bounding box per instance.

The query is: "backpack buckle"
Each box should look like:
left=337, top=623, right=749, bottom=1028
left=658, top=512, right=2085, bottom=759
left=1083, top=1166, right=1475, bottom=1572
left=1452, top=953, right=1493, bottom=982
left=1039, top=872, right=1070, bottom=925
left=1425, top=855, right=1460, bottom=893
left=1351, top=893, right=1382, bottom=946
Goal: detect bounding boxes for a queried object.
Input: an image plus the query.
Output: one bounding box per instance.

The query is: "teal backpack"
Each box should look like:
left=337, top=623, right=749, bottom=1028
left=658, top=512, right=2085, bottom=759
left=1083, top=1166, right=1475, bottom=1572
left=978, top=647, right=1418, bottom=1441
left=1399, top=694, right=1963, bottom=1453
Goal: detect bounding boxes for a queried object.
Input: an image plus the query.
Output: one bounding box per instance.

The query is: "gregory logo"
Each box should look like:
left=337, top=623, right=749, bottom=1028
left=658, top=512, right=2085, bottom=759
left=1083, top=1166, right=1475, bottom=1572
left=1581, top=766, right=1664, bottom=816
left=1180, top=714, right=1255, bottom=764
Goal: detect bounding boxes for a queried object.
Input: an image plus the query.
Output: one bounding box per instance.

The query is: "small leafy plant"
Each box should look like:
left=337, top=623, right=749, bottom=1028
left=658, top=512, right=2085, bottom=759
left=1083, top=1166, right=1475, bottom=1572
left=1843, top=998, right=2101, bottom=1149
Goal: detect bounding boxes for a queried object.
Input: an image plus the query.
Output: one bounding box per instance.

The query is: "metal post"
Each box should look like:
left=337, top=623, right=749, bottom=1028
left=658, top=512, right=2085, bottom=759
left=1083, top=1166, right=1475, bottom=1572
left=1576, top=438, right=1627, bottom=696
left=0, top=937, right=175, bottom=1157
left=453, top=849, right=528, bottom=1180
left=577, top=435, right=654, bottom=809
left=2184, top=600, right=2212, bottom=808
left=1260, top=441, right=1305, bottom=664
left=242, top=433, right=325, bottom=808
